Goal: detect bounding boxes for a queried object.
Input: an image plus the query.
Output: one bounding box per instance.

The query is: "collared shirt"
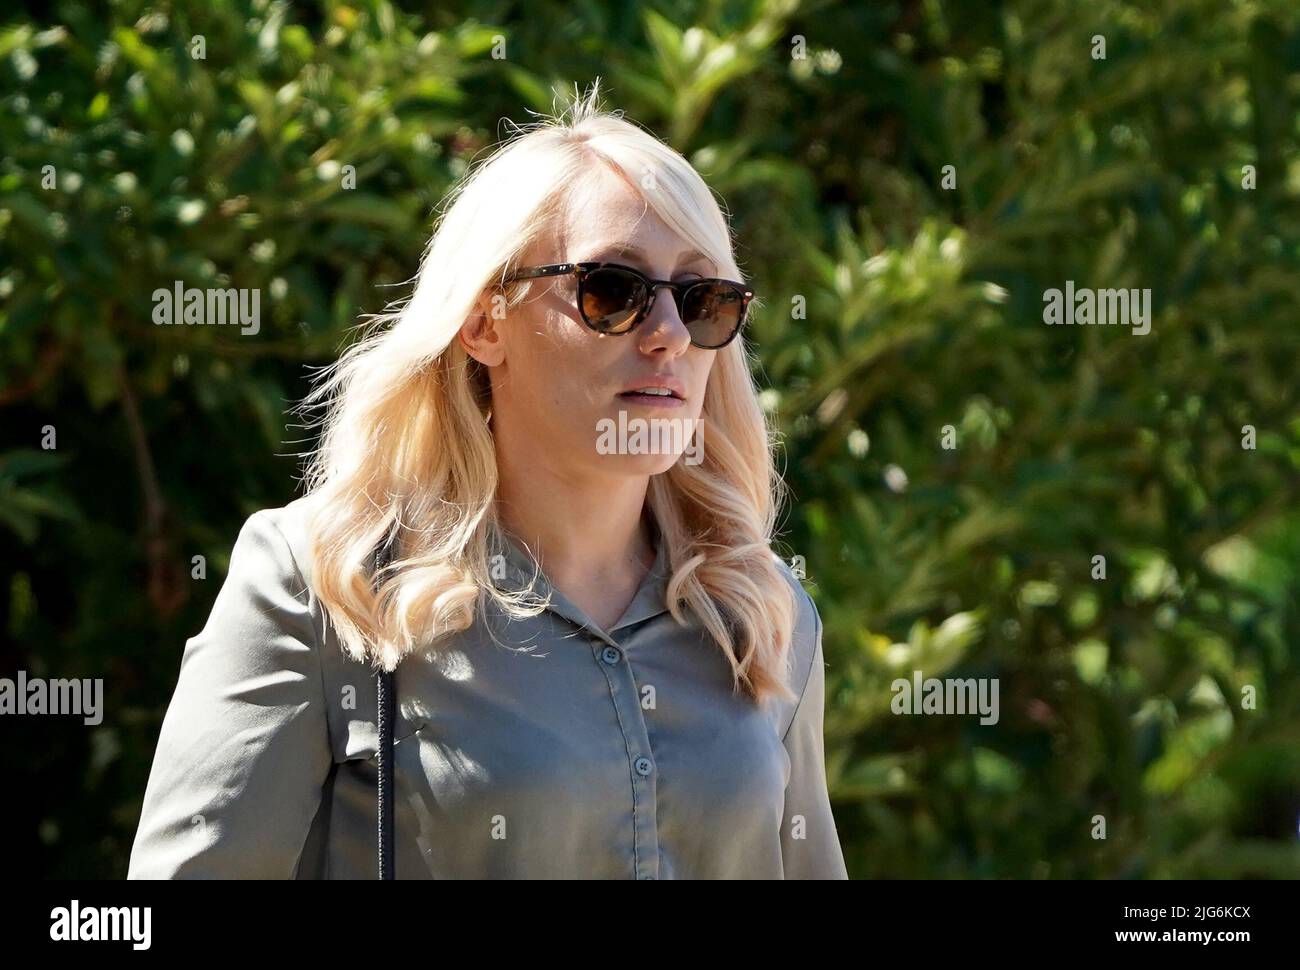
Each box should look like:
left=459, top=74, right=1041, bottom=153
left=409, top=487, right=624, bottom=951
left=128, top=496, right=848, bottom=879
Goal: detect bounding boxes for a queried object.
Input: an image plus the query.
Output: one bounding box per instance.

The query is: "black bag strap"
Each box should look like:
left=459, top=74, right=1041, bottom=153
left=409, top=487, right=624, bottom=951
left=372, top=532, right=397, bottom=880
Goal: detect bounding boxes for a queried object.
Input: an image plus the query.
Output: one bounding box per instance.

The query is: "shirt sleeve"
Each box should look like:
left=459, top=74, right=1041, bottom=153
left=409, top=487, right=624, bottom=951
left=779, top=602, right=849, bottom=879
left=127, top=510, right=333, bottom=878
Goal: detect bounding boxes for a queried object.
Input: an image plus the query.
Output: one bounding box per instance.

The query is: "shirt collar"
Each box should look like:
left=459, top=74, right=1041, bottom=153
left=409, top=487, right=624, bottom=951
left=487, top=520, right=672, bottom=642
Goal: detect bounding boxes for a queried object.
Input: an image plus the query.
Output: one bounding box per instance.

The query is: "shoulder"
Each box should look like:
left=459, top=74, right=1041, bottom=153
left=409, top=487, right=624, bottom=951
left=241, top=495, right=321, bottom=588
left=768, top=551, right=823, bottom=719
left=209, top=497, right=327, bottom=629
left=179, top=499, right=327, bottom=686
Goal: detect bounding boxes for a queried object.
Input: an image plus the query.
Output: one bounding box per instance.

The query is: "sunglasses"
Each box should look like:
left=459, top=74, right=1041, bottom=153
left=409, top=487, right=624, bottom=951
left=500, top=261, right=753, bottom=349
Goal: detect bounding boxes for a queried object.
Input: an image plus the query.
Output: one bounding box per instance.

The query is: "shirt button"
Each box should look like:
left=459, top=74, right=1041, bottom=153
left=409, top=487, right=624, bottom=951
left=601, top=645, right=622, bottom=665
left=634, top=756, right=653, bottom=776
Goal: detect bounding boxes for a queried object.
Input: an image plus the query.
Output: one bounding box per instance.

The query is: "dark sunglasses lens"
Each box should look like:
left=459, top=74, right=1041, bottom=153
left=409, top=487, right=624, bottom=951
left=682, top=283, right=746, bottom=347
left=581, top=268, right=647, bottom=333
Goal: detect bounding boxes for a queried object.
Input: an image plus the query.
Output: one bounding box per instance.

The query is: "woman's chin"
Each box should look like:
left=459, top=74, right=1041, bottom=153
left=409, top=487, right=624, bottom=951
left=595, top=452, right=685, bottom=476
left=590, top=409, right=706, bottom=475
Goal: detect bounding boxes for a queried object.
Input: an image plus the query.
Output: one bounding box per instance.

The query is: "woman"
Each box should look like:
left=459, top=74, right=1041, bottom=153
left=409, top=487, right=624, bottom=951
left=128, top=87, right=848, bottom=879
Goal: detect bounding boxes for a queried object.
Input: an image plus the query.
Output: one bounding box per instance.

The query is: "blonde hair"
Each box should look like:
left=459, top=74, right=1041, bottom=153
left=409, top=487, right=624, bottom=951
left=297, top=82, right=799, bottom=705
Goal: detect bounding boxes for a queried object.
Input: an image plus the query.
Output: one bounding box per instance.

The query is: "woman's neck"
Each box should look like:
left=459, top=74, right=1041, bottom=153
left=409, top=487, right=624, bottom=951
left=494, top=449, right=656, bottom=609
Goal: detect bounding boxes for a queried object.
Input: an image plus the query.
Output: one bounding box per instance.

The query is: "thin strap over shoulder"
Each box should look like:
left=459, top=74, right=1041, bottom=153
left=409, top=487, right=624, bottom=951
left=372, top=531, right=398, bottom=880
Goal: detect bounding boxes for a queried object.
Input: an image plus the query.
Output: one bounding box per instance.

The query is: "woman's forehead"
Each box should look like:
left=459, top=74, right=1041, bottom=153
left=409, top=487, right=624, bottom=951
left=580, top=241, right=716, bottom=274
left=515, top=163, right=731, bottom=279
left=559, top=175, right=716, bottom=271
left=565, top=174, right=663, bottom=239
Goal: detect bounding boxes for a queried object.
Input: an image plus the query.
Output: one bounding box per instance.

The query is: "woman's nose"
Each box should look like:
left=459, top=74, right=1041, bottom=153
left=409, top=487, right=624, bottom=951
left=638, top=284, right=692, bottom=353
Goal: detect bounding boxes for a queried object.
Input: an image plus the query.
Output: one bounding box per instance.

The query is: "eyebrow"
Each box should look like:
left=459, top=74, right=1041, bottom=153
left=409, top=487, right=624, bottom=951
left=586, top=244, right=717, bottom=276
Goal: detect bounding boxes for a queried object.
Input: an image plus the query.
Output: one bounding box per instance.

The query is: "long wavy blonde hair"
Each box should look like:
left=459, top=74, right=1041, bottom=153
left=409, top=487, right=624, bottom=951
left=297, top=84, right=799, bottom=705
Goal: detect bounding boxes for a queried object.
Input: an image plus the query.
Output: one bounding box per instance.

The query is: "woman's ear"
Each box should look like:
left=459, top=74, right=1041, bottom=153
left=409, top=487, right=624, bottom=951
left=458, top=291, right=507, bottom=366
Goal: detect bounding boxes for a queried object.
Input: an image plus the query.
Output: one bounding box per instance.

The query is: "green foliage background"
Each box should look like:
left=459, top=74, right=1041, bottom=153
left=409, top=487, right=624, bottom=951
left=2, top=0, right=1298, bottom=878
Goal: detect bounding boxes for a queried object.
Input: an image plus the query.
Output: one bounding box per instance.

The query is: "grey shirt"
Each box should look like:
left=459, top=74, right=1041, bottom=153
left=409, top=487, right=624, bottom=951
left=127, top=497, right=848, bottom=879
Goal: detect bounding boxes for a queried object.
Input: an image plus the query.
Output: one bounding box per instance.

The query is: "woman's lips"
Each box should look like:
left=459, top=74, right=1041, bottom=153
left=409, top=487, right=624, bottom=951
left=617, top=391, right=686, bottom=409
